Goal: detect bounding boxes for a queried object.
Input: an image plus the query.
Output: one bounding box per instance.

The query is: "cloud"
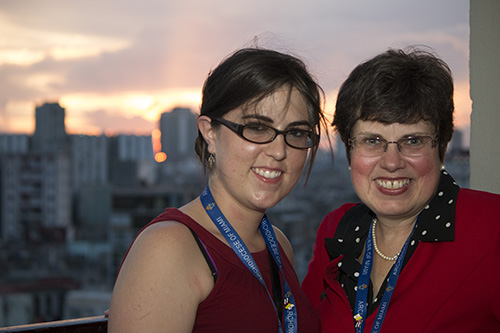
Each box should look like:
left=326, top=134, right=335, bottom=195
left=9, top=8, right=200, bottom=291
left=66, top=109, right=156, bottom=135
left=0, top=0, right=471, bottom=134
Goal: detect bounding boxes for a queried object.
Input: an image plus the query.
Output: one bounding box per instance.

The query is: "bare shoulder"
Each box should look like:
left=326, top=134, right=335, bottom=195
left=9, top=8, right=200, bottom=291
left=134, top=220, right=197, bottom=252
left=121, top=221, right=201, bottom=269
left=109, top=221, right=214, bottom=332
left=272, top=225, right=294, bottom=264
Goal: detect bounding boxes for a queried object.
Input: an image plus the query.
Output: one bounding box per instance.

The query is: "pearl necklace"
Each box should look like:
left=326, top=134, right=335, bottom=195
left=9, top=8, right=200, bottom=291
left=372, top=217, right=400, bottom=261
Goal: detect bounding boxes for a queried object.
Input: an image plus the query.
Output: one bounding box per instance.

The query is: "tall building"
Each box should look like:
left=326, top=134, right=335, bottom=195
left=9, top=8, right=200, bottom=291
left=32, top=102, right=68, bottom=153
left=70, top=135, right=108, bottom=192
left=116, top=134, right=153, bottom=161
left=70, top=135, right=110, bottom=239
left=0, top=103, right=72, bottom=243
left=0, top=152, right=71, bottom=243
left=0, top=134, right=29, bottom=154
left=449, top=128, right=464, bottom=153
left=159, top=107, right=197, bottom=162
left=108, top=134, right=155, bottom=187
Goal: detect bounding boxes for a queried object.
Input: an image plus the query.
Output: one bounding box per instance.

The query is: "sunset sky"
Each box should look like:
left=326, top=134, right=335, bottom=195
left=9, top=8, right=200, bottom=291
left=0, top=0, right=470, bottom=142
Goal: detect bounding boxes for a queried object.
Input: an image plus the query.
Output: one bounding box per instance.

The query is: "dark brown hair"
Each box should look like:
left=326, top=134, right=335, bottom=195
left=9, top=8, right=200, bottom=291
left=333, top=47, right=454, bottom=162
left=195, top=47, right=329, bottom=179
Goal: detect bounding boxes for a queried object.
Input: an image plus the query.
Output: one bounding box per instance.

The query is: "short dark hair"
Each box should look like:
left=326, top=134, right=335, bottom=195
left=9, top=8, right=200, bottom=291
left=195, top=47, right=328, bottom=178
left=333, top=47, right=454, bottom=161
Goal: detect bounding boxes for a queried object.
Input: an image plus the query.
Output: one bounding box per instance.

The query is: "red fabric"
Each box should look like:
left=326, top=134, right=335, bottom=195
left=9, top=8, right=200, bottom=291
left=119, top=208, right=320, bottom=333
left=302, top=189, right=500, bottom=332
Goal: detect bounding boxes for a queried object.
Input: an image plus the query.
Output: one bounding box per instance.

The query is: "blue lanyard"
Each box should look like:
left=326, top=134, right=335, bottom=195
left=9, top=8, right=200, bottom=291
left=200, top=186, right=298, bottom=333
left=354, top=217, right=417, bottom=333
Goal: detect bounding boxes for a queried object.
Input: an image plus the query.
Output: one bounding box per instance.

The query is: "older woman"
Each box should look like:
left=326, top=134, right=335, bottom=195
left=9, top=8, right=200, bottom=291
left=109, top=47, right=326, bottom=332
left=302, top=48, right=500, bottom=332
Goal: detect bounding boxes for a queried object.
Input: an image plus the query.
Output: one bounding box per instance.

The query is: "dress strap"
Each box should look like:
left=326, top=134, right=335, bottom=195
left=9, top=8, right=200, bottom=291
left=189, top=228, right=218, bottom=282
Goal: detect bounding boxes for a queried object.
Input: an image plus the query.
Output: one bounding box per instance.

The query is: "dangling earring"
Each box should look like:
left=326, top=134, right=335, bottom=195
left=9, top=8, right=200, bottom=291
left=208, top=153, right=216, bottom=168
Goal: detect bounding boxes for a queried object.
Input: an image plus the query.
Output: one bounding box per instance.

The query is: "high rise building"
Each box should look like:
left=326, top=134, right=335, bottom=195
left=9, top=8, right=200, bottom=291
left=0, top=134, right=29, bottom=154
left=107, top=134, right=155, bottom=187
left=116, top=134, right=153, bottom=162
left=70, top=135, right=110, bottom=239
left=32, top=102, right=68, bottom=152
left=449, top=128, right=464, bottom=153
left=0, top=102, right=72, bottom=243
left=0, top=152, right=71, bottom=242
left=70, top=135, right=108, bottom=192
left=159, top=107, right=197, bottom=162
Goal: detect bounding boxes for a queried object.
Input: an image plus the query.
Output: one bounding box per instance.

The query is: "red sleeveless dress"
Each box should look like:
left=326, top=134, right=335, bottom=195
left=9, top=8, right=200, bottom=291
left=118, top=208, right=320, bottom=332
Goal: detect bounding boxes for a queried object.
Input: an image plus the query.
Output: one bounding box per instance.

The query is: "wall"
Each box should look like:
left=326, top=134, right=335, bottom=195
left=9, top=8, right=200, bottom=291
left=470, top=0, right=500, bottom=194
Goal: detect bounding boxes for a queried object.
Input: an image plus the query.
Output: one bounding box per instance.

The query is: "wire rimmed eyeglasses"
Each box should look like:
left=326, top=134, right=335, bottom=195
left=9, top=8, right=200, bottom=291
left=211, top=117, right=319, bottom=149
left=348, top=135, right=438, bottom=157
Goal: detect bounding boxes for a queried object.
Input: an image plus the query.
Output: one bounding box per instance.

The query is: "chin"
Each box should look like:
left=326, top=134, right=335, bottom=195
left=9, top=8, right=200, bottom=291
left=252, top=195, right=281, bottom=211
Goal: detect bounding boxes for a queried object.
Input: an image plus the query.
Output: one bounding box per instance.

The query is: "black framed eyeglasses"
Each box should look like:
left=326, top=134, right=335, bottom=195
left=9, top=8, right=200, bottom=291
left=347, top=135, right=438, bottom=157
left=211, top=117, right=319, bottom=149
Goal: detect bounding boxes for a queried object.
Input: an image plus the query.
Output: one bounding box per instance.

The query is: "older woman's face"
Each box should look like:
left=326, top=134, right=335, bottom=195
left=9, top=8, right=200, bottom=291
left=349, top=120, right=442, bottom=222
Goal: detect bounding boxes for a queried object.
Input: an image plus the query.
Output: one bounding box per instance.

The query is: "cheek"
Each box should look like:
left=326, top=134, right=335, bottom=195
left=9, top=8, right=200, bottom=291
left=408, top=153, right=441, bottom=178
left=416, top=162, right=437, bottom=179
left=289, top=150, right=308, bottom=172
left=217, top=136, right=258, bottom=159
left=214, top=141, right=255, bottom=177
left=414, top=162, right=441, bottom=198
left=349, top=155, right=377, bottom=186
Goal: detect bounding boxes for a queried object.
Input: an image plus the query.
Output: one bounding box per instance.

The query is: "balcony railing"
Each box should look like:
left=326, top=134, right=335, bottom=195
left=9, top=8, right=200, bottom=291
left=0, top=316, right=107, bottom=332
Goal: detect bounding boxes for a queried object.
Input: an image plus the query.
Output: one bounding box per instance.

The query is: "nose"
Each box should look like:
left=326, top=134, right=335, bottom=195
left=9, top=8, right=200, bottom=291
left=379, top=142, right=405, bottom=171
left=264, top=133, right=287, bottom=161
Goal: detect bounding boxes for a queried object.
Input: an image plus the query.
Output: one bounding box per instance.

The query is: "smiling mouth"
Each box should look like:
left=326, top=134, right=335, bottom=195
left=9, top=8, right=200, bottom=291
left=376, top=179, right=410, bottom=189
left=252, top=168, right=282, bottom=179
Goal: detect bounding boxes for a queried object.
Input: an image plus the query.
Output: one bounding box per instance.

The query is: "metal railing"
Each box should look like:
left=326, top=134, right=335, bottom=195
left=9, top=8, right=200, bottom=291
left=0, top=316, right=107, bottom=332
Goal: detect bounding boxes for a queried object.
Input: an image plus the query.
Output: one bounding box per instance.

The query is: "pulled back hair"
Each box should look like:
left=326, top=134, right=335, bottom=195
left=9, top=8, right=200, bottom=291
left=194, top=47, right=328, bottom=179
left=333, top=47, right=454, bottom=161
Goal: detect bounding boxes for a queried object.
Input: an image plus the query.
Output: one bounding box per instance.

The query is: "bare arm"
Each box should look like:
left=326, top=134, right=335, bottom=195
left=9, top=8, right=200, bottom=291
left=108, top=222, right=214, bottom=332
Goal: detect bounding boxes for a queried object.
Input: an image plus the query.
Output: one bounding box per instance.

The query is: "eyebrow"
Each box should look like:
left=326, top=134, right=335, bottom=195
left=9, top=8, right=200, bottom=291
left=241, top=114, right=312, bottom=128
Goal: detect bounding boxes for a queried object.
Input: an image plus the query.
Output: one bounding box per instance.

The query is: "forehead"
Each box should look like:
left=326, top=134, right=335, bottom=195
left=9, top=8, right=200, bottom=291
left=238, top=87, right=309, bottom=122
left=352, top=120, right=435, bottom=136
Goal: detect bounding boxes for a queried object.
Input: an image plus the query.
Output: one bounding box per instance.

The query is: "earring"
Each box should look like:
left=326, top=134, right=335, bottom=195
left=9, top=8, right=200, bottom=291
left=348, top=166, right=351, bottom=171
left=208, top=153, right=216, bottom=168
left=440, top=164, right=445, bottom=171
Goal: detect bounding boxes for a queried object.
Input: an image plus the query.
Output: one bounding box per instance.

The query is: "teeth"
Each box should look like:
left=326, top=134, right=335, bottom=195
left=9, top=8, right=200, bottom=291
left=253, top=168, right=282, bottom=179
left=376, top=179, right=410, bottom=189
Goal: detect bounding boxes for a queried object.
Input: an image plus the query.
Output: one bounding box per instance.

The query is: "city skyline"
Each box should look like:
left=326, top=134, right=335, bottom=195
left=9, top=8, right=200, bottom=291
left=0, top=0, right=471, bottom=143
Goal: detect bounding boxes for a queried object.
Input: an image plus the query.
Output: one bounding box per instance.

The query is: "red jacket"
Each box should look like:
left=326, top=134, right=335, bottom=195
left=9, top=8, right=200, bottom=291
left=302, top=188, right=500, bottom=332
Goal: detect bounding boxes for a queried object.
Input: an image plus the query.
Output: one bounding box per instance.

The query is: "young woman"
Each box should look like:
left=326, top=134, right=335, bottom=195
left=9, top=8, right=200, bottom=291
left=109, top=47, right=327, bottom=332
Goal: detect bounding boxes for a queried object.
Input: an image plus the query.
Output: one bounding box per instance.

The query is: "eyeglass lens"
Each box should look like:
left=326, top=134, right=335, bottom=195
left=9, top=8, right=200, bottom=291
left=242, top=125, right=313, bottom=148
left=350, top=136, right=436, bottom=157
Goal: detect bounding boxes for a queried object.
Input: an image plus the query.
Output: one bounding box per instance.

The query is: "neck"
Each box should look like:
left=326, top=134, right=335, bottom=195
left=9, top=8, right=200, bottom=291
left=375, top=215, right=417, bottom=237
left=221, top=204, right=265, bottom=239
left=372, top=215, right=417, bottom=260
left=203, top=185, right=266, bottom=250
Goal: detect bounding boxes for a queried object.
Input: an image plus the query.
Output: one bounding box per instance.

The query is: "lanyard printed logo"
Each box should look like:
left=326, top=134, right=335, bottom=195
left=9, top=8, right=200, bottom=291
left=200, top=186, right=297, bottom=333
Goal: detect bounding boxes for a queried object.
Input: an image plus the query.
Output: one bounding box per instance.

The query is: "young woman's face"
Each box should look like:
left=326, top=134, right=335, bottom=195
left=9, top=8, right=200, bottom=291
left=349, top=120, right=442, bottom=222
left=208, top=87, right=311, bottom=214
